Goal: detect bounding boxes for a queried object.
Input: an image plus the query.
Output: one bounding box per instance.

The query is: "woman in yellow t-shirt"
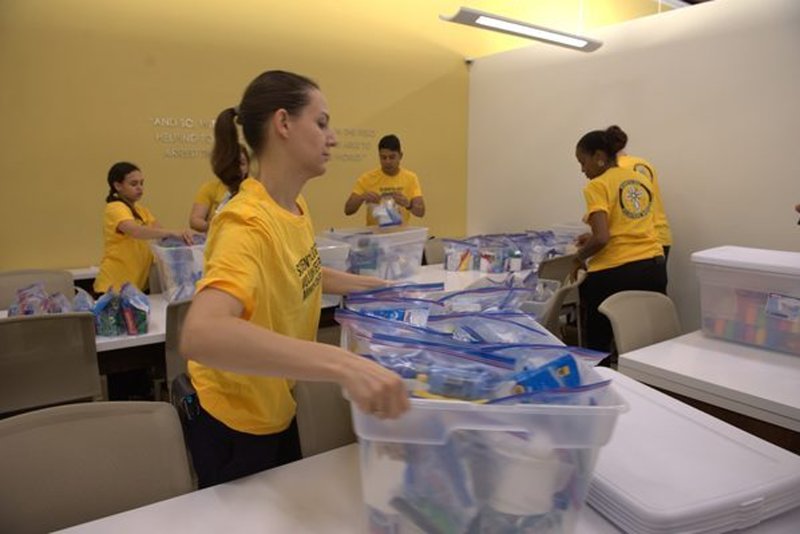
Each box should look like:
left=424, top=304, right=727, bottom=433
left=189, top=146, right=251, bottom=232
left=94, top=162, right=193, bottom=294
left=573, top=130, right=667, bottom=357
left=606, top=125, right=673, bottom=260
left=180, top=70, right=409, bottom=488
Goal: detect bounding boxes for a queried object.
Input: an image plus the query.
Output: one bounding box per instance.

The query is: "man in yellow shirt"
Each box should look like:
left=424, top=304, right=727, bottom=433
left=344, top=134, right=425, bottom=225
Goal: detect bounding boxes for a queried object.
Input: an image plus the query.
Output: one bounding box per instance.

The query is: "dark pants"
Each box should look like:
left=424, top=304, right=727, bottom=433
left=580, top=256, right=668, bottom=354
left=185, top=404, right=302, bottom=489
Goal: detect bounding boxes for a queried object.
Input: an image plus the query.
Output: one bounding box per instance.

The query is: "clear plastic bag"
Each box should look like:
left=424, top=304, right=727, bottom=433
left=426, top=312, right=554, bottom=345
left=93, top=290, right=126, bottom=336
left=347, top=282, right=444, bottom=300
left=73, top=287, right=95, bottom=312
left=120, top=282, right=150, bottom=335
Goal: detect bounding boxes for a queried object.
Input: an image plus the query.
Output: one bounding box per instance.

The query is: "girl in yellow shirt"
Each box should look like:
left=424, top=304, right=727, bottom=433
left=188, top=146, right=251, bottom=232
left=180, top=71, right=409, bottom=488
left=606, top=125, right=673, bottom=259
left=94, top=162, right=193, bottom=294
left=574, top=129, right=667, bottom=357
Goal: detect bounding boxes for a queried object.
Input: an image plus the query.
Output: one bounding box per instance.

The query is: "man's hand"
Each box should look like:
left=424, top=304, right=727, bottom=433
left=362, top=192, right=381, bottom=204
left=391, top=192, right=411, bottom=209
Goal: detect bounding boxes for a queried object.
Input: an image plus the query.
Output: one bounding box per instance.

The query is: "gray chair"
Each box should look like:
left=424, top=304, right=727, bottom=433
left=538, top=253, right=582, bottom=344
left=537, top=253, right=578, bottom=285
left=148, top=262, right=163, bottom=294
left=424, top=237, right=445, bottom=265
left=521, top=271, right=586, bottom=341
left=294, top=381, right=356, bottom=458
left=0, top=269, right=74, bottom=309
left=0, top=401, right=193, bottom=533
left=165, top=299, right=193, bottom=391
left=0, top=313, right=102, bottom=415
left=599, top=290, right=682, bottom=354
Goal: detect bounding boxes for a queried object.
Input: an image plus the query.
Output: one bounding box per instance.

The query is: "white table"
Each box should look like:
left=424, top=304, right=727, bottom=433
left=50, top=445, right=615, bottom=533
left=57, top=442, right=800, bottom=534
left=67, top=266, right=100, bottom=281
left=619, top=331, right=800, bottom=432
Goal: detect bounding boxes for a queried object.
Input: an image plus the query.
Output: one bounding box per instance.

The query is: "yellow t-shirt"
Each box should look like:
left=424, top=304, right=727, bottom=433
left=94, top=201, right=156, bottom=293
left=352, top=168, right=423, bottom=226
left=582, top=166, right=663, bottom=273
left=617, top=154, right=673, bottom=246
left=193, top=179, right=229, bottom=219
left=188, top=177, right=323, bottom=435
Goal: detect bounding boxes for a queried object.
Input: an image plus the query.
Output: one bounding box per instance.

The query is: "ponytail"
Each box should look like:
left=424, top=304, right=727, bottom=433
left=211, top=71, right=319, bottom=195
left=211, top=107, right=246, bottom=195
left=605, top=125, right=628, bottom=154
left=106, top=161, right=144, bottom=222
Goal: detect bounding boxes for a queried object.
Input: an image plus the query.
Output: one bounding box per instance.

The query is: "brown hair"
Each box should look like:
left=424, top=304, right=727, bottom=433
left=211, top=70, right=319, bottom=194
left=605, top=125, right=628, bottom=154
left=105, top=161, right=143, bottom=222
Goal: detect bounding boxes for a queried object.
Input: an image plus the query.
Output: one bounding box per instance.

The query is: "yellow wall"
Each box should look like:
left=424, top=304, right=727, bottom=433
left=0, top=0, right=667, bottom=270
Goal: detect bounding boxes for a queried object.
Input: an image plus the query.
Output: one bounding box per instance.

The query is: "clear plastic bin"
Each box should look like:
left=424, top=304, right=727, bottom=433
left=354, top=389, right=627, bottom=533
left=151, top=242, right=205, bottom=302
left=692, top=246, right=800, bottom=356
left=316, top=236, right=351, bottom=272
left=324, top=226, right=428, bottom=280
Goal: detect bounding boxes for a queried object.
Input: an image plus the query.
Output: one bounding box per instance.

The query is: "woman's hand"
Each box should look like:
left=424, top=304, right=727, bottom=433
left=172, top=229, right=195, bottom=245
left=322, top=267, right=388, bottom=296
left=570, top=255, right=586, bottom=282
left=337, top=353, right=409, bottom=419
left=575, top=232, right=592, bottom=247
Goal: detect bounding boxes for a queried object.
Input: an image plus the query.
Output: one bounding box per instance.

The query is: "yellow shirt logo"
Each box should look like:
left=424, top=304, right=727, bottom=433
left=619, top=179, right=653, bottom=219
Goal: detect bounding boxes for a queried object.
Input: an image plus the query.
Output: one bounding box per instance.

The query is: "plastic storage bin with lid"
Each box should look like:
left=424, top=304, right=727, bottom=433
left=151, top=238, right=206, bottom=302
left=355, top=385, right=626, bottom=533
left=315, top=236, right=351, bottom=272
left=323, top=226, right=427, bottom=280
left=692, top=246, right=800, bottom=356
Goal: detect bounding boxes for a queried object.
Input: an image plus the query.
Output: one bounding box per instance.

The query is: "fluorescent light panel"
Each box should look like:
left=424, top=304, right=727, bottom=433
left=441, top=7, right=602, bottom=52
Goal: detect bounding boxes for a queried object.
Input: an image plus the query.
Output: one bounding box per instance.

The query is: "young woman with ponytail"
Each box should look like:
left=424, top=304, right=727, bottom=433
left=93, top=162, right=193, bottom=294
left=189, top=143, right=251, bottom=232
left=573, top=129, right=667, bottom=359
left=180, top=70, right=408, bottom=488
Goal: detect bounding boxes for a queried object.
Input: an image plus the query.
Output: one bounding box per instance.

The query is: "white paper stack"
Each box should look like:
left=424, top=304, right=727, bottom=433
left=589, top=369, right=800, bottom=533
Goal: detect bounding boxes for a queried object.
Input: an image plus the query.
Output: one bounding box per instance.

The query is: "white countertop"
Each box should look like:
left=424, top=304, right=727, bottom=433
left=619, top=331, right=800, bottom=431
left=51, top=349, right=800, bottom=534
left=67, top=266, right=100, bottom=281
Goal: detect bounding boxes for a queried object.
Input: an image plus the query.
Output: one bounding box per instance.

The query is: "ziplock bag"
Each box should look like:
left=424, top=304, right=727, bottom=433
left=426, top=312, right=555, bottom=345
left=442, top=239, right=478, bottom=272
left=93, top=290, right=125, bottom=336
left=347, top=282, right=444, bottom=300
left=73, top=287, right=95, bottom=312
left=120, top=282, right=150, bottom=335
left=343, top=297, right=438, bottom=326
left=45, top=292, right=72, bottom=313
left=432, top=287, right=540, bottom=313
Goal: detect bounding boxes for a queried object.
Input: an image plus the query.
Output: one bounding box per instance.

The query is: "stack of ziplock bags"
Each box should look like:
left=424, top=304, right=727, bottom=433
left=7, top=281, right=149, bottom=336
left=336, top=278, right=621, bottom=534
left=443, top=230, right=575, bottom=274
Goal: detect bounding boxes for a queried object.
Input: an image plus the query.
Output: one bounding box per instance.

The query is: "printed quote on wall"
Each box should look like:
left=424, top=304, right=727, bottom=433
left=150, top=116, right=375, bottom=162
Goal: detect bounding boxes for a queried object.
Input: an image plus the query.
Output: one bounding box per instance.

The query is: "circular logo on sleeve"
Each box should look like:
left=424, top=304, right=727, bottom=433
left=619, top=180, right=653, bottom=219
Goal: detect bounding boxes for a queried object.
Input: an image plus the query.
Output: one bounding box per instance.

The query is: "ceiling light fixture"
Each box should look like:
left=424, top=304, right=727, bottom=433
left=441, top=7, right=602, bottom=52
